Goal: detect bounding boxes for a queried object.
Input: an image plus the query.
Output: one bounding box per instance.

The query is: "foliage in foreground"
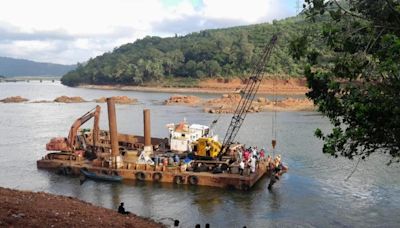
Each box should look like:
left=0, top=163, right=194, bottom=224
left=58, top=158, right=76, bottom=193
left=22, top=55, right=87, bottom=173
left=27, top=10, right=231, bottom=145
left=290, top=0, right=400, bottom=163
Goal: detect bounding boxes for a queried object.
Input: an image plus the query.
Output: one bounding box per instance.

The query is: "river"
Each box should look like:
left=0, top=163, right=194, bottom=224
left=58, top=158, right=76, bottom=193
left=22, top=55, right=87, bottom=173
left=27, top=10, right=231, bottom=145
left=0, top=81, right=399, bottom=227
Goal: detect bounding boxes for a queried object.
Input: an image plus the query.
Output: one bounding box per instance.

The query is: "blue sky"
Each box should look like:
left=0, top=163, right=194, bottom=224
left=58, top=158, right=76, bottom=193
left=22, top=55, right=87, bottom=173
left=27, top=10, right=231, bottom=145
left=0, top=0, right=303, bottom=64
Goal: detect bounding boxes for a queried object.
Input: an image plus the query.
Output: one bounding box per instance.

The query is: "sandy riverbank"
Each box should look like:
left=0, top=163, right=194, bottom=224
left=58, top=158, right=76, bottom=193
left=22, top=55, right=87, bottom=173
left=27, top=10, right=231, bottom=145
left=0, top=187, right=165, bottom=227
left=79, top=78, right=309, bottom=95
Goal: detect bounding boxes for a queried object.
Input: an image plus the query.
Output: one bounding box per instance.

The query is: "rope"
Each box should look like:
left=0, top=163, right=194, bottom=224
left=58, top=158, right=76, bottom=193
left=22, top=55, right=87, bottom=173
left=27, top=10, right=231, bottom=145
left=344, top=157, right=361, bottom=181
left=271, top=76, right=277, bottom=157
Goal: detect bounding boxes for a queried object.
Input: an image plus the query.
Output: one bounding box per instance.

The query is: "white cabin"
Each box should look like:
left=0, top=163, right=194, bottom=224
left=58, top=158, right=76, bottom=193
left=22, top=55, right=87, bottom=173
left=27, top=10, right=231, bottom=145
left=166, top=121, right=218, bottom=152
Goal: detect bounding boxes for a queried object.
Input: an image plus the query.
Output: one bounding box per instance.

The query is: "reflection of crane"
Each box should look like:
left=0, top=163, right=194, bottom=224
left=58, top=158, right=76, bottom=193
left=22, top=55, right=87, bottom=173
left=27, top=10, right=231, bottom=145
left=46, top=105, right=101, bottom=152
left=220, top=35, right=278, bottom=156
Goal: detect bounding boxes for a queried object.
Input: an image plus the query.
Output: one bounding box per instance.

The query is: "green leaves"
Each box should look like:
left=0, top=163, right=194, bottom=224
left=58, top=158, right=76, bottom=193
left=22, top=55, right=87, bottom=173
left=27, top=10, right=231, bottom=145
left=289, top=35, right=308, bottom=60
left=297, top=0, right=400, bottom=164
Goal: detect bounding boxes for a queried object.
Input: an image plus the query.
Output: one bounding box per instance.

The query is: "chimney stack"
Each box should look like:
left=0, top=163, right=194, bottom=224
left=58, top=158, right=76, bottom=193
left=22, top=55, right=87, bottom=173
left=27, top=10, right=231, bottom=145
left=143, top=109, right=152, bottom=152
left=107, top=98, right=119, bottom=168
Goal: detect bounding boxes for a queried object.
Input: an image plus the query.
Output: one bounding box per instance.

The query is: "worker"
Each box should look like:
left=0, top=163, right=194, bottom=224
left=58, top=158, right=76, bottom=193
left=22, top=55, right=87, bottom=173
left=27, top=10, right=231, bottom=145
left=252, top=147, right=257, bottom=158
left=169, top=156, right=174, bottom=166
left=174, top=154, right=180, bottom=164
left=250, top=156, right=256, bottom=173
left=268, top=164, right=280, bottom=190
left=118, top=202, right=130, bottom=215
left=236, top=148, right=243, bottom=161
left=266, top=155, right=272, bottom=168
left=243, top=149, right=250, bottom=161
left=239, top=160, right=244, bottom=175
left=259, top=148, right=265, bottom=160
left=174, top=220, right=180, bottom=227
left=274, top=155, right=282, bottom=174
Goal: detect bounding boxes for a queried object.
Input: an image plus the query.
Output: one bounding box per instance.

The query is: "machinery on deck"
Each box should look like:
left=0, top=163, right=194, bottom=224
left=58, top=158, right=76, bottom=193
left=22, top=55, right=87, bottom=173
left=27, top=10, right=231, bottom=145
left=193, top=137, right=222, bottom=158
left=193, top=35, right=278, bottom=160
left=220, top=34, right=278, bottom=157
left=46, top=105, right=101, bottom=153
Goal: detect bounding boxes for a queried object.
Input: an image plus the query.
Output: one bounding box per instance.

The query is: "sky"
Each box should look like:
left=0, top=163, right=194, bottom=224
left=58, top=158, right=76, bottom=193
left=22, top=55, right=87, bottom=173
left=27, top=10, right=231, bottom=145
left=0, top=0, right=302, bottom=65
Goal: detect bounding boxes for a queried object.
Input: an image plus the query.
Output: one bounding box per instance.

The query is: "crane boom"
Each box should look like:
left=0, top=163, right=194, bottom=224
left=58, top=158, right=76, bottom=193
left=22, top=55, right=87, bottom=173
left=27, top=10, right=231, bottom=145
left=221, top=35, right=278, bottom=153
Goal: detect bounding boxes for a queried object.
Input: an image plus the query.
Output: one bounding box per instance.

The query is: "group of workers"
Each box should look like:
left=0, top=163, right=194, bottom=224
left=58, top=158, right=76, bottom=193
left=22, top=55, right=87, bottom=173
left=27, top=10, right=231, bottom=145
left=236, top=146, right=285, bottom=177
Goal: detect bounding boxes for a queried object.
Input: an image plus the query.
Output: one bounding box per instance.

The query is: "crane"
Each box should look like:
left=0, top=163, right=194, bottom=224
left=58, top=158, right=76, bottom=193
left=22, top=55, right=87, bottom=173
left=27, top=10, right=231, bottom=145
left=46, top=105, right=101, bottom=152
left=220, top=34, right=278, bottom=157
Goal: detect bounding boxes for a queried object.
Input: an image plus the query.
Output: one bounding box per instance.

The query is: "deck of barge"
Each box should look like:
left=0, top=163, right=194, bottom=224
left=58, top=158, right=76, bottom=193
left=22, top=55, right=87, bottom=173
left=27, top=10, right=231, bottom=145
left=37, top=157, right=270, bottom=190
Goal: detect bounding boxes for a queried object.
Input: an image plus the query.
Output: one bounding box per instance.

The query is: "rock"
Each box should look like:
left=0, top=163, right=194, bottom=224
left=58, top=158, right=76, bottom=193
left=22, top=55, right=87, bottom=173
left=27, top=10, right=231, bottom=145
left=257, top=97, right=266, bottom=103
left=94, top=96, right=137, bottom=104
left=94, top=97, right=107, bottom=103
left=54, top=96, right=86, bottom=103
left=0, top=96, right=29, bottom=103
left=203, top=94, right=315, bottom=113
left=11, top=213, right=25, bottom=218
left=164, top=95, right=200, bottom=105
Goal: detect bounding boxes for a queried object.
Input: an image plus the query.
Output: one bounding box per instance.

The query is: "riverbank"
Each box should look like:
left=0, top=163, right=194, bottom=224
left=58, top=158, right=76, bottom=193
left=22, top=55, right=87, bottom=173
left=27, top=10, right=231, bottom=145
left=0, top=187, right=164, bottom=228
left=79, top=78, right=309, bottom=95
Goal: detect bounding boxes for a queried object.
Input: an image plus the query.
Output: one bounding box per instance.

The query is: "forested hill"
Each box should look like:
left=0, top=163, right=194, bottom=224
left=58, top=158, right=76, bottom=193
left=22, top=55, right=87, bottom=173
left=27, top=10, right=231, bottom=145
left=62, top=14, right=322, bottom=86
left=0, top=57, right=76, bottom=77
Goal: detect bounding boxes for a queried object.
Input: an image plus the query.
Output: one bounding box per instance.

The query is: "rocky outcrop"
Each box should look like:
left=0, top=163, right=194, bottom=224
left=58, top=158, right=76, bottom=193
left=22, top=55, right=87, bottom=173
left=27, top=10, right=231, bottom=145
left=164, top=95, right=201, bottom=105
left=94, top=96, right=137, bottom=104
left=0, top=96, right=29, bottom=103
left=54, top=96, right=86, bottom=103
left=204, top=94, right=314, bottom=113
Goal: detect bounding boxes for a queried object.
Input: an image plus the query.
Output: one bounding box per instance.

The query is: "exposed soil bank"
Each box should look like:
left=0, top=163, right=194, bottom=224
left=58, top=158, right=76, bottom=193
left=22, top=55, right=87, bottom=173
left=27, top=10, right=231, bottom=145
left=0, top=187, right=164, bottom=228
left=79, top=78, right=308, bottom=95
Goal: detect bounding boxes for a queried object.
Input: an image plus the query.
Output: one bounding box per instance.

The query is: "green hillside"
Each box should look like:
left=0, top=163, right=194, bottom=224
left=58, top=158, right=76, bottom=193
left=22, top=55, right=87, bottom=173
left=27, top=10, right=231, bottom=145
left=61, top=15, right=324, bottom=87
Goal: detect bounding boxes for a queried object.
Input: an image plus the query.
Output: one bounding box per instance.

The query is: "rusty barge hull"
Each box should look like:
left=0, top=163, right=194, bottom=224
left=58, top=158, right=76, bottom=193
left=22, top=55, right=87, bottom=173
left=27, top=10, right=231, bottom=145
left=38, top=99, right=275, bottom=191
left=37, top=157, right=269, bottom=190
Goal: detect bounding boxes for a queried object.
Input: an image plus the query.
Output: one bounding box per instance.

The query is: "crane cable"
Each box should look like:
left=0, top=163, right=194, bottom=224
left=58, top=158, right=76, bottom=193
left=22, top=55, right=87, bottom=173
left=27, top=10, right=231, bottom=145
left=271, top=77, right=277, bottom=157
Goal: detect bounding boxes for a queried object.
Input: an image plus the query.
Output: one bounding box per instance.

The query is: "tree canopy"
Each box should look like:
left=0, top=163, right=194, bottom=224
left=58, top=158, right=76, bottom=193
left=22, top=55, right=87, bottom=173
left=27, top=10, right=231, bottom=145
left=61, top=15, right=324, bottom=87
left=290, top=0, right=400, bottom=164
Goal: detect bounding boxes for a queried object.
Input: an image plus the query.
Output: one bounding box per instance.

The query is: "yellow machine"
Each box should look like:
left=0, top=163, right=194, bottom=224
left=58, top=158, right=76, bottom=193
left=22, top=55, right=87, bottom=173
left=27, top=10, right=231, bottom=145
left=194, top=137, right=222, bottom=158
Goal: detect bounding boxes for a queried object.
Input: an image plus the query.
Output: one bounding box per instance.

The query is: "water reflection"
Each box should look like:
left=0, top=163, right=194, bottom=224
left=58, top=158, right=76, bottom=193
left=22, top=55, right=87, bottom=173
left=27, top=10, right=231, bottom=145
left=268, top=188, right=282, bottom=211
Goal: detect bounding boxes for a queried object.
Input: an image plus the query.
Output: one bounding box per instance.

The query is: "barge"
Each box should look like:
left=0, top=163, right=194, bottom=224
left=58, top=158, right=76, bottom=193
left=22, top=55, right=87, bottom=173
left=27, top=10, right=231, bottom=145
left=37, top=98, right=273, bottom=190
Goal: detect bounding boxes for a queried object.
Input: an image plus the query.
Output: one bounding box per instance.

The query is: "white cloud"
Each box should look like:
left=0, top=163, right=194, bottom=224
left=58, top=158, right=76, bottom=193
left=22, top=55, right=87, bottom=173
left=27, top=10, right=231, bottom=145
left=202, top=0, right=288, bottom=23
left=0, top=0, right=297, bottom=64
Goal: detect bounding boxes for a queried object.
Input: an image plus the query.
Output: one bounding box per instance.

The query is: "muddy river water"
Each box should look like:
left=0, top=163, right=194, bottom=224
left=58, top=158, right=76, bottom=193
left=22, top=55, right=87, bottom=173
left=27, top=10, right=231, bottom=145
left=0, top=81, right=399, bottom=227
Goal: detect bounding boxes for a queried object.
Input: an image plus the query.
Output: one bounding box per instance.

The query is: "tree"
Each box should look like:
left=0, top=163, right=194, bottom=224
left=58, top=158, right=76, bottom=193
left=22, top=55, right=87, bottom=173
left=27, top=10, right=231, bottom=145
left=205, top=60, right=222, bottom=77
left=290, top=0, right=400, bottom=164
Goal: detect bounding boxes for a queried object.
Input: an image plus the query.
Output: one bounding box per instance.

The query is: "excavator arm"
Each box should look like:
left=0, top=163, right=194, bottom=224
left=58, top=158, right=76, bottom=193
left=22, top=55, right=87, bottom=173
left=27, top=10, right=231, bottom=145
left=46, top=105, right=101, bottom=152
left=67, top=105, right=101, bottom=151
left=220, top=35, right=278, bottom=157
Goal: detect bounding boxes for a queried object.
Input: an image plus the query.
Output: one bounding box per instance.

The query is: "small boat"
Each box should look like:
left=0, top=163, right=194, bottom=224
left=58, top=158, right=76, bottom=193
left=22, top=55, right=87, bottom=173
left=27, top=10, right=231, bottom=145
left=80, top=168, right=122, bottom=182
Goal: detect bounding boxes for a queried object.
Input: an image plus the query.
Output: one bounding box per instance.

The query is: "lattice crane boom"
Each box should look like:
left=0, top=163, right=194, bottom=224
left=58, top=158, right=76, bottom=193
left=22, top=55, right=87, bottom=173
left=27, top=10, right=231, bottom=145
left=221, top=35, right=278, bottom=154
